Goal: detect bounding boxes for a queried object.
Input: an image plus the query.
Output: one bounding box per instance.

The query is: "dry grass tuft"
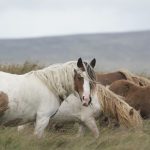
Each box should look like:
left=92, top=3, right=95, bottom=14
left=0, top=61, right=44, bottom=74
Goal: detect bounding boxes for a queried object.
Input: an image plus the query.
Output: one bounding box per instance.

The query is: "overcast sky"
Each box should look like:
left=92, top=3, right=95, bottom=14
left=0, top=0, right=150, bottom=38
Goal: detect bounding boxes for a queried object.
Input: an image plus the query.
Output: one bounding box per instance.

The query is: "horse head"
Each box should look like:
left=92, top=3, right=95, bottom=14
left=74, top=58, right=96, bottom=106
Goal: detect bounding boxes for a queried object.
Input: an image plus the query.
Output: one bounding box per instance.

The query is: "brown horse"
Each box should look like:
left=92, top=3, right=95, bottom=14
left=96, top=71, right=126, bottom=86
left=96, top=69, right=150, bottom=86
left=109, top=80, right=150, bottom=119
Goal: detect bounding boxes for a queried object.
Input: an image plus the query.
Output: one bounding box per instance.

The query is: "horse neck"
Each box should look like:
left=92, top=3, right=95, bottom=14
left=31, top=64, right=76, bottom=99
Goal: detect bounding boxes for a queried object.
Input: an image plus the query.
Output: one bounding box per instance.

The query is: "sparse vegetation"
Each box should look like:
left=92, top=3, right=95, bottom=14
left=0, top=61, right=44, bottom=74
left=0, top=63, right=150, bottom=150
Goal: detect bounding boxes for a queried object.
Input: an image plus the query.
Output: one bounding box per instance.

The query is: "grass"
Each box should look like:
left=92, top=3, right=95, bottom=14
left=0, top=61, right=44, bottom=74
left=0, top=121, right=150, bottom=150
left=0, top=62, right=150, bottom=150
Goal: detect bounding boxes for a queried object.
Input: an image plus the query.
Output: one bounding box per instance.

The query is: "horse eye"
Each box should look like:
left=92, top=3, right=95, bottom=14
left=78, top=76, right=83, bottom=80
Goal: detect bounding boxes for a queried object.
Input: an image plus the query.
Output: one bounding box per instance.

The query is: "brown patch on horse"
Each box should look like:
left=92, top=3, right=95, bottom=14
left=109, top=80, right=150, bottom=119
left=74, top=69, right=84, bottom=96
left=96, top=71, right=127, bottom=86
left=0, top=91, right=9, bottom=116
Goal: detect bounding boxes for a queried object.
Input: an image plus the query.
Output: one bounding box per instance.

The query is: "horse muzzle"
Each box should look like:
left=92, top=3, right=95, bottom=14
left=82, top=96, right=92, bottom=107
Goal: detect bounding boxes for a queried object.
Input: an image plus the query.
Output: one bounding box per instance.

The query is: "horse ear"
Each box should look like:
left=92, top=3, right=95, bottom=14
left=77, top=58, right=83, bottom=68
left=90, top=58, right=96, bottom=68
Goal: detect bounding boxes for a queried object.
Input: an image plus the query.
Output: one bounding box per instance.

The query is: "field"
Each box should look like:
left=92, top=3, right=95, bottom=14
left=0, top=121, right=150, bottom=150
left=0, top=62, right=150, bottom=150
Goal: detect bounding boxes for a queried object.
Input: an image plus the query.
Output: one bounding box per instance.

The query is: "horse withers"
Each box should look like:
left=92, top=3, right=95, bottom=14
left=0, top=58, right=96, bottom=138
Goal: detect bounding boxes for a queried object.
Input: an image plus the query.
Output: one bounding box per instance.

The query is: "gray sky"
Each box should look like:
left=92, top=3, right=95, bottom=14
left=0, top=0, right=150, bottom=38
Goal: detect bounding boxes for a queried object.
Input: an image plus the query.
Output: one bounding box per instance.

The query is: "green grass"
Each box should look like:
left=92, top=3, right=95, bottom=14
left=0, top=121, right=150, bottom=150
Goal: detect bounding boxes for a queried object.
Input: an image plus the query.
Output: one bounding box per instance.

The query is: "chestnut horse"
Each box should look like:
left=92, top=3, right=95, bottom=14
left=96, top=69, right=150, bottom=86
left=109, top=80, right=150, bottom=119
left=96, top=71, right=126, bottom=86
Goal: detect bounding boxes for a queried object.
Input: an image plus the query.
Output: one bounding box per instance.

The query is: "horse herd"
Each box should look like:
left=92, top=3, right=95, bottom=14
left=0, top=58, right=149, bottom=138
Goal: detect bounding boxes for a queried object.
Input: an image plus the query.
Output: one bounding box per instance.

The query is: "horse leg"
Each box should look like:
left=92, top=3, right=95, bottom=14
left=34, top=114, right=50, bottom=138
left=76, top=123, right=86, bottom=137
left=34, top=94, right=60, bottom=138
left=84, top=117, right=99, bottom=138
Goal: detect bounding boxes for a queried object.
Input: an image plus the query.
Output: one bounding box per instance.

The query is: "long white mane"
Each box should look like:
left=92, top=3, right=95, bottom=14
left=27, top=61, right=83, bottom=100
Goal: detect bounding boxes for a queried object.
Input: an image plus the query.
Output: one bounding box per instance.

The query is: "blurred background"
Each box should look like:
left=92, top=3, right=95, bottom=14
left=0, top=0, right=150, bottom=73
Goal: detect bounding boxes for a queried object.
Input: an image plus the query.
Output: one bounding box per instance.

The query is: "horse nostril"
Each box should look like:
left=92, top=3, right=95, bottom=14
left=88, top=96, right=92, bottom=105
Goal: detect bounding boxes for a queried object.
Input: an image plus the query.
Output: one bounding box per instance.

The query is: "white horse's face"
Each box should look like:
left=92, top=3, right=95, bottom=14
left=74, top=58, right=96, bottom=106
left=82, top=71, right=92, bottom=106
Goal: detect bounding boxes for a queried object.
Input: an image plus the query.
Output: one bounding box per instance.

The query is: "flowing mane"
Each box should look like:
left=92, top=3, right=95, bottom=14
left=27, top=61, right=81, bottom=100
left=97, top=84, right=143, bottom=128
left=27, top=60, right=96, bottom=100
left=82, top=62, right=97, bottom=92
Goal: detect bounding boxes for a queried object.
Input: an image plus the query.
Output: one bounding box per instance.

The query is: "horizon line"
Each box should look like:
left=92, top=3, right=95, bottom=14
left=0, top=29, right=150, bottom=40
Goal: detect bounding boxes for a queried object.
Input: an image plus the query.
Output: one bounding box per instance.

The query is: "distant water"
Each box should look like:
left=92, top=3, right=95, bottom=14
left=0, top=31, right=150, bottom=73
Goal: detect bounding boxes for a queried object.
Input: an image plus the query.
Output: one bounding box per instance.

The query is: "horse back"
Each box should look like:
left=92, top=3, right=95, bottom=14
left=96, top=71, right=127, bottom=86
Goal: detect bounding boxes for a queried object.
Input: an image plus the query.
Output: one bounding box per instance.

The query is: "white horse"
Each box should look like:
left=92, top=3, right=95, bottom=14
left=18, top=93, right=101, bottom=138
left=0, top=58, right=96, bottom=138
left=51, top=94, right=101, bottom=138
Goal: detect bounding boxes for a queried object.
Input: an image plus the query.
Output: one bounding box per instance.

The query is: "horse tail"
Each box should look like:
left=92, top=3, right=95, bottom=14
left=96, top=84, right=143, bottom=129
